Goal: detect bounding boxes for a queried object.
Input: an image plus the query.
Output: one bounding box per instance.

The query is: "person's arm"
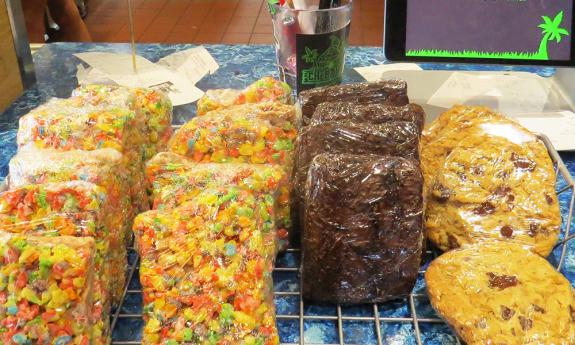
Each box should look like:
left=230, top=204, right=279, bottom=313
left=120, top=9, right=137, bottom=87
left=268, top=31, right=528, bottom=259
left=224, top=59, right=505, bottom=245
left=47, top=0, right=91, bottom=42
left=21, top=0, right=49, bottom=43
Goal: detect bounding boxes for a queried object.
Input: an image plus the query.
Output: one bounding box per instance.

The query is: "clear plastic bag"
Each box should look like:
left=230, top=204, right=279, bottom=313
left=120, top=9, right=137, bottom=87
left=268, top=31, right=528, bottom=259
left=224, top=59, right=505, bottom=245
left=133, top=186, right=279, bottom=345
left=146, top=152, right=292, bottom=250
left=294, top=120, right=420, bottom=221
left=311, top=102, right=425, bottom=133
left=201, top=102, right=300, bottom=129
left=0, top=181, right=125, bottom=344
left=298, top=80, right=409, bottom=125
left=72, top=85, right=173, bottom=160
left=425, top=242, right=575, bottom=345
left=16, top=99, right=149, bottom=212
left=0, top=233, right=96, bottom=345
left=421, top=105, right=561, bottom=256
left=421, top=105, right=508, bottom=191
left=9, top=148, right=133, bottom=243
left=302, top=153, right=424, bottom=304
left=197, top=77, right=292, bottom=115
left=424, top=128, right=560, bottom=257
left=168, top=106, right=297, bottom=171
left=196, top=89, right=241, bottom=115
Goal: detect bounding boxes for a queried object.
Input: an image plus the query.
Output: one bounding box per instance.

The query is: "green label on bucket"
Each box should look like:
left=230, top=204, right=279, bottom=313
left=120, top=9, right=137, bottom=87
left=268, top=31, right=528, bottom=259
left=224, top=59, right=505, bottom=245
left=296, top=24, right=350, bottom=92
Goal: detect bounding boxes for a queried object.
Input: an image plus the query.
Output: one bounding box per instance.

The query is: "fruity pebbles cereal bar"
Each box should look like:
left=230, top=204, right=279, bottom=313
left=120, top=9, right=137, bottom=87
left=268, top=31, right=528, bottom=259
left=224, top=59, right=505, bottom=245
left=72, top=85, right=173, bottom=160
left=16, top=98, right=148, bottom=212
left=168, top=106, right=297, bottom=171
left=197, top=76, right=292, bottom=115
left=0, top=181, right=123, bottom=344
left=133, top=187, right=279, bottom=345
left=0, top=233, right=96, bottom=345
left=202, top=102, right=300, bottom=129
left=9, top=148, right=133, bottom=244
left=146, top=152, right=292, bottom=250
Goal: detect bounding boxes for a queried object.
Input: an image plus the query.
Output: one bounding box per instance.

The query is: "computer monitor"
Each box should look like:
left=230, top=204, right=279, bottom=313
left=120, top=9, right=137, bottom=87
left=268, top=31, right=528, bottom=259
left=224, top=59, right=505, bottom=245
left=384, top=0, right=575, bottom=66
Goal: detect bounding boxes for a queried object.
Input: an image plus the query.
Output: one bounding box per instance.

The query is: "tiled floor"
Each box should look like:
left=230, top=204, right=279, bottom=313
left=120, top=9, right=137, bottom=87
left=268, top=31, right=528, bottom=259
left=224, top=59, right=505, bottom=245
left=83, top=0, right=384, bottom=45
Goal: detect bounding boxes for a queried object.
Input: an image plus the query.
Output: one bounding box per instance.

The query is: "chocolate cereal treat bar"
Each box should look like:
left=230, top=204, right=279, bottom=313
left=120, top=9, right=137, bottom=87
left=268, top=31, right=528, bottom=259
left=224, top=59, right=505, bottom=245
left=311, top=102, right=425, bottom=133
left=302, top=154, right=424, bottom=304
left=298, top=80, right=409, bottom=125
left=294, top=120, right=420, bottom=218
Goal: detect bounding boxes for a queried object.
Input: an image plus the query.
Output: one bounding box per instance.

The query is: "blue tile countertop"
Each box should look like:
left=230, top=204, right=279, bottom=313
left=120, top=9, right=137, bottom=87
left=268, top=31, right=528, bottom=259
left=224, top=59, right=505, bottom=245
left=1, top=43, right=574, bottom=345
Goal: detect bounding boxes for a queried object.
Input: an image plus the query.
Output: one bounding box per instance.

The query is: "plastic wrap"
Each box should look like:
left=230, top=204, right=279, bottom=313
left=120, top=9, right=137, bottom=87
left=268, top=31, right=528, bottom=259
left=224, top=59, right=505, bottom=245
left=197, top=77, right=292, bottom=115
left=421, top=105, right=560, bottom=256
left=302, top=153, right=423, bottom=304
left=311, top=102, right=425, bottom=133
left=9, top=148, right=133, bottom=243
left=72, top=84, right=173, bottom=160
left=420, top=105, right=507, bottom=190
left=294, top=120, right=420, bottom=218
left=425, top=135, right=560, bottom=256
left=202, top=102, right=300, bottom=129
left=425, top=243, right=575, bottom=345
left=0, top=181, right=125, bottom=344
left=146, top=152, right=291, bottom=250
left=16, top=98, right=149, bottom=212
left=0, top=233, right=96, bottom=345
left=196, top=89, right=241, bottom=115
left=298, top=80, right=409, bottom=125
left=132, top=187, right=279, bottom=345
left=168, top=107, right=297, bottom=170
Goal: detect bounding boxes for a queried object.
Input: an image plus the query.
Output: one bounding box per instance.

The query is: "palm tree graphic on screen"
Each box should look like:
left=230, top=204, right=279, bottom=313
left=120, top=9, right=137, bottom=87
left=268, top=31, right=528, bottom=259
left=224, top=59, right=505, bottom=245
left=407, top=11, right=570, bottom=60
left=536, top=11, right=570, bottom=59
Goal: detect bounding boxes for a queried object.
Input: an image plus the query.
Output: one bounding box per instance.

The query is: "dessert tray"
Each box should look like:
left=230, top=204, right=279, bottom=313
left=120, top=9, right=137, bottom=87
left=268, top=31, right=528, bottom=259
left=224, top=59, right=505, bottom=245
left=105, top=133, right=574, bottom=345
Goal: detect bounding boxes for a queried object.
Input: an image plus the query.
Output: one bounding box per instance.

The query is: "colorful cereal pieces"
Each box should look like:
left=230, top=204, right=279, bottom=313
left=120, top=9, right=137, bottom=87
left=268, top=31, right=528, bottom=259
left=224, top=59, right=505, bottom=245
left=16, top=98, right=149, bottom=212
left=0, top=181, right=125, bottom=344
left=238, top=76, right=292, bottom=105
left=168, top=111, right=296, bottom=169
left=145, top=152, right=292, bottom=250
left=133, top=187, right=279, bottom=345
left=197, top=77, right=292, bottom=115
left=0, top=233, right=96, bottom=345
left=72, top=85, right=173, bottom=160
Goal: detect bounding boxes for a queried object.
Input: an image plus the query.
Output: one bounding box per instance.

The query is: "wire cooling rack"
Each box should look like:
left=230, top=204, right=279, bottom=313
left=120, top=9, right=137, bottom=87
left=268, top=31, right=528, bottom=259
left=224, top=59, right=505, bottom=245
left=109, top=134, right=575, bottom=345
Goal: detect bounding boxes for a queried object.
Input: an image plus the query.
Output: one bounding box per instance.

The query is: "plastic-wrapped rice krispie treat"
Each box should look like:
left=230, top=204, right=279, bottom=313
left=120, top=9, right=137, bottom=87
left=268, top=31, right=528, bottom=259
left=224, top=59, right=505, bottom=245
left=238, top=76, right=292, bottom=105
left=0, top=233, right=96, bottom=345
left=133, top=187, right=279, bottom=345
left=72, top=85, right=173, bottom=160
left=146, top=151, right=291, bottom=250
left=196, top=89, right=241, bottom=116
left=0, top=181, right=125, bottom=344
left=202, top=102, right=299, bottom=129
left=197, top=76, right=292, bottom=115
left=168, top=109, right=297, bottom=171
left=9, top=148, right=133, bottom=244
left=16, top=99, right=148, bottom=212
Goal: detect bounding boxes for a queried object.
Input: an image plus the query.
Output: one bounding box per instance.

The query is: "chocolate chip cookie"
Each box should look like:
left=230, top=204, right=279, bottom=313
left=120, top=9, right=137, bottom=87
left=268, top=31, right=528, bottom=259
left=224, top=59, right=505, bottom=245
left=426, top=243, right=575, bottom=345
left=425, top=133, right=560, bottom=256
left=421, top=105, right=507, bottom=192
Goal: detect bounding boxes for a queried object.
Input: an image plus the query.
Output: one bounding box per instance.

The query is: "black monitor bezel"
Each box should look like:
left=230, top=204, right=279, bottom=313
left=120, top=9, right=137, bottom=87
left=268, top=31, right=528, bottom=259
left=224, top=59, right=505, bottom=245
left=384, top=0, right=575, bottom=67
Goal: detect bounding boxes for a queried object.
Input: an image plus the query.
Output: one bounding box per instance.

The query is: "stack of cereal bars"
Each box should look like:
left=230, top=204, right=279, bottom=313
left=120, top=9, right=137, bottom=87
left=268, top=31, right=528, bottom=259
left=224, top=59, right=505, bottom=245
left=296, top=81, right=427, bottom=304
left=1, top=85, right=172, bottom=345
left=135, top=77, right=295, bottom=345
